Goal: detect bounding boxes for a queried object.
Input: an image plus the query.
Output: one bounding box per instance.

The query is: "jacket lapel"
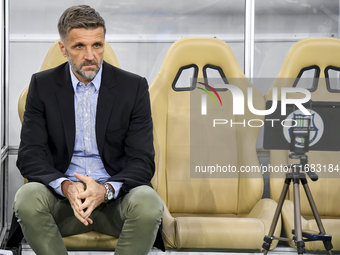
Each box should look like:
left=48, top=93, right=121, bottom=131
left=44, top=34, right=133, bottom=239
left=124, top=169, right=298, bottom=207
left=96, top=62, right=117, bottom=155
left=56, top=63, right=75, bottom=159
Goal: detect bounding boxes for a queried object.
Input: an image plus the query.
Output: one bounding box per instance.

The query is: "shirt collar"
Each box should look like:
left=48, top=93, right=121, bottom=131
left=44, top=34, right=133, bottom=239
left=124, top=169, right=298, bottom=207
left=69, top=64, right=103, bottom=93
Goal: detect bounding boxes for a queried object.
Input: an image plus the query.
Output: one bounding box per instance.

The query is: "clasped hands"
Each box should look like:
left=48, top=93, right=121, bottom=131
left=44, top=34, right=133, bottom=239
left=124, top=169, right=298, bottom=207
left=61, top=173, right=108, bottom=226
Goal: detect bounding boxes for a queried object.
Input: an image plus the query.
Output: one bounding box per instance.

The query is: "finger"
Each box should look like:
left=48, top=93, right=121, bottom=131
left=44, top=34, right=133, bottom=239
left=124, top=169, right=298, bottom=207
left=78, top=199, right=96, bottom=223
left=72, top=207, right=87, bottom=225
left=75, top=182, right=86, bottom=193
left=68, top=193, right=82, bottom=210
left=83, top=204, right=95, bottom=221
left=87, top=217, right=93, bottom=224
left=72, top=201, right=93, bottom=226
left=74, top=173, right=90, bottom=183
left=79, top=197, right=91, bottom=211
left=70, top=201, right=88, bottom=225
left=73, top=208, right=91, bottom=226
left=71, top=199, right=85, bottom=217
left=78, top=196, right=96, bottom=213
left=83, top=216, right=93, bottom=225
left=78, top=189, right=92, bottom=200
left=69, top=195, right=87, bottom=216
left=75, top=205, right=93, bottom=225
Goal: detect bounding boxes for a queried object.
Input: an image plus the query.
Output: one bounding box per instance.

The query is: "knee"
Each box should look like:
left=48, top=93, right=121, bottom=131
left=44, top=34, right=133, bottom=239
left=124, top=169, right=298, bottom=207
left=126, top=186, right=164, bottom=221
left=13, top=182, right=51, bottom=218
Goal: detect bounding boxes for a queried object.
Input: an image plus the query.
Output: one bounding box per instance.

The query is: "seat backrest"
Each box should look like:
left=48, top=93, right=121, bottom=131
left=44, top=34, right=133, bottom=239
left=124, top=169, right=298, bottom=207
left=265, top=37, right=340, bottom=216
left=18, top=40, right=121, bottom=122
left=150, top=37, right=265, bottom=215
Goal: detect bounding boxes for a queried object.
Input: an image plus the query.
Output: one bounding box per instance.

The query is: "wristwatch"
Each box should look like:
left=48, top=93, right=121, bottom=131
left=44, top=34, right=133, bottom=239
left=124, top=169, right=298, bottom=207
left=103, top=183, right=114, bottom=201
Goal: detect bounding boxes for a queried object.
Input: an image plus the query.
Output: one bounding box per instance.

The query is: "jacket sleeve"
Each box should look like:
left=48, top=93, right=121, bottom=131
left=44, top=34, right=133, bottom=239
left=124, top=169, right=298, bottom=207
left=106, top=77, right=155, bottom=198
left=16, top=74, right=68, bottom=185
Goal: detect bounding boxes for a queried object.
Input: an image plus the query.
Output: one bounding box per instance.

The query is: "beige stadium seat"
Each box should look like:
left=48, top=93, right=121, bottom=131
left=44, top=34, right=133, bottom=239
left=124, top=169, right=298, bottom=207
left=150, top=37, right=280, bottom=251
left=18, top=40, right=121, bottom=250
left=265, top=37, right=340, bottom=252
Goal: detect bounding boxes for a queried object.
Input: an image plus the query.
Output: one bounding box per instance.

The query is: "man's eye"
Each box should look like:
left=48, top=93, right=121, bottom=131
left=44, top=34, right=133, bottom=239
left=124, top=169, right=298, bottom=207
left=76, top=45, right=82, bottom=49
left=94, top=44, right=100, bottom=48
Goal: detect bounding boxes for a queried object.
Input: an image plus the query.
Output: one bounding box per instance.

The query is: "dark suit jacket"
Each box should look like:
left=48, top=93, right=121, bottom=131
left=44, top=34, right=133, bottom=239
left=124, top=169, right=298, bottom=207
left=15, top=61, right=165, bottom=251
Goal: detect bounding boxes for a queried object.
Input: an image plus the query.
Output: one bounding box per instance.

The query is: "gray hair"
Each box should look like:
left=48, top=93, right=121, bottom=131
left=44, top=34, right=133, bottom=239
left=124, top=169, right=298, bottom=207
left=58, top=5, right=106, bottom=43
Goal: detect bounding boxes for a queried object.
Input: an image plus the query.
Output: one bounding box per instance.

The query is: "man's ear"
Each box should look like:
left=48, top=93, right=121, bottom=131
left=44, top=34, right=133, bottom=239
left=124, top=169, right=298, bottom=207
left=58, top=40, right=67, bottom=57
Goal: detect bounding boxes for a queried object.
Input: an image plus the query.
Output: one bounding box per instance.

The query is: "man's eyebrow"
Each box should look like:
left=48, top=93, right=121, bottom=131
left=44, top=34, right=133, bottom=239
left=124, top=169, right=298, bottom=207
left=71, top=42, right=84, bottom=47
left=71, top=41, right=104, bottom=47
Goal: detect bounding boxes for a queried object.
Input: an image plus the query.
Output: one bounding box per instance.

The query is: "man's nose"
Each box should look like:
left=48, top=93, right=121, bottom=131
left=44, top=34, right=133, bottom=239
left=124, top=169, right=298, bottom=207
left=84, top=47, right=94, bottom=60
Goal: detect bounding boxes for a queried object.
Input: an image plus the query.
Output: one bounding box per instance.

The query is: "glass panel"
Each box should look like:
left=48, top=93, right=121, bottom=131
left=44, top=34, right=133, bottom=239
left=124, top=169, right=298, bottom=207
left=8, top=155, right=23, bottom=226
left=254, top=0, right=339, bottom=80
left=0, top=160, right=4, bottom=231
left=10, top=1, right=245, bottom=36
left=1, top=89, right=4, bottom=148
left=0, top=0, right=4, bottom=149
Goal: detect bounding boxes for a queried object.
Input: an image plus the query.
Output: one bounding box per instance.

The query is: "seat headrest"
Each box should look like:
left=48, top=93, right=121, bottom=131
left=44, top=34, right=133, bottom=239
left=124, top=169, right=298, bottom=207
left=157, top=37, right=246, bottom=82
left=265, top=37, right=340, bottom=101
left=278, top=37, right=340, bottom=79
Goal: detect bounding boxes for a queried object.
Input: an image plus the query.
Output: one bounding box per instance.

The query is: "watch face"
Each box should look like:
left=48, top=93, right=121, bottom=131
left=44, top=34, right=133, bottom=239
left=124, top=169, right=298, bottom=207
left=108, top=191, right=114, bottom=200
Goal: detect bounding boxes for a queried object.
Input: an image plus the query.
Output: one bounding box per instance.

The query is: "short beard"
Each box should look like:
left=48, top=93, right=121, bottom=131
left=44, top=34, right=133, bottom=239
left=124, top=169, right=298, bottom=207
left=66, top=51, right=103, bottom=82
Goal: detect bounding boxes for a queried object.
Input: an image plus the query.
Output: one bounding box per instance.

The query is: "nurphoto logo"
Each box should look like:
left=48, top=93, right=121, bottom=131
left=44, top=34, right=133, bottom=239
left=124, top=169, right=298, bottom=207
left=199, top=83, right=311, bottom=116
left=197, top=82, right=222, bottom=115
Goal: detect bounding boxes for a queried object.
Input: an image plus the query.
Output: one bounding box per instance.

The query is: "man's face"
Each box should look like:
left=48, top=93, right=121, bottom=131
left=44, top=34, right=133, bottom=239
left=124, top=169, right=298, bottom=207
left=59, top=27, right=105, bottom=84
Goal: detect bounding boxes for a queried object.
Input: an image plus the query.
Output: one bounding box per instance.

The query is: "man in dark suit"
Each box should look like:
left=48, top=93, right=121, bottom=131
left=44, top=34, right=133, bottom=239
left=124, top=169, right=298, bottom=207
left=14, top=5, right=164, bottom=255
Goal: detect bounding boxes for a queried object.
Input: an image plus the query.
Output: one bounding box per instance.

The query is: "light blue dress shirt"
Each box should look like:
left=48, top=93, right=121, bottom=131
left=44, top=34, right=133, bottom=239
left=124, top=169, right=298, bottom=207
left=49, top=65, right=122, bottom=198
